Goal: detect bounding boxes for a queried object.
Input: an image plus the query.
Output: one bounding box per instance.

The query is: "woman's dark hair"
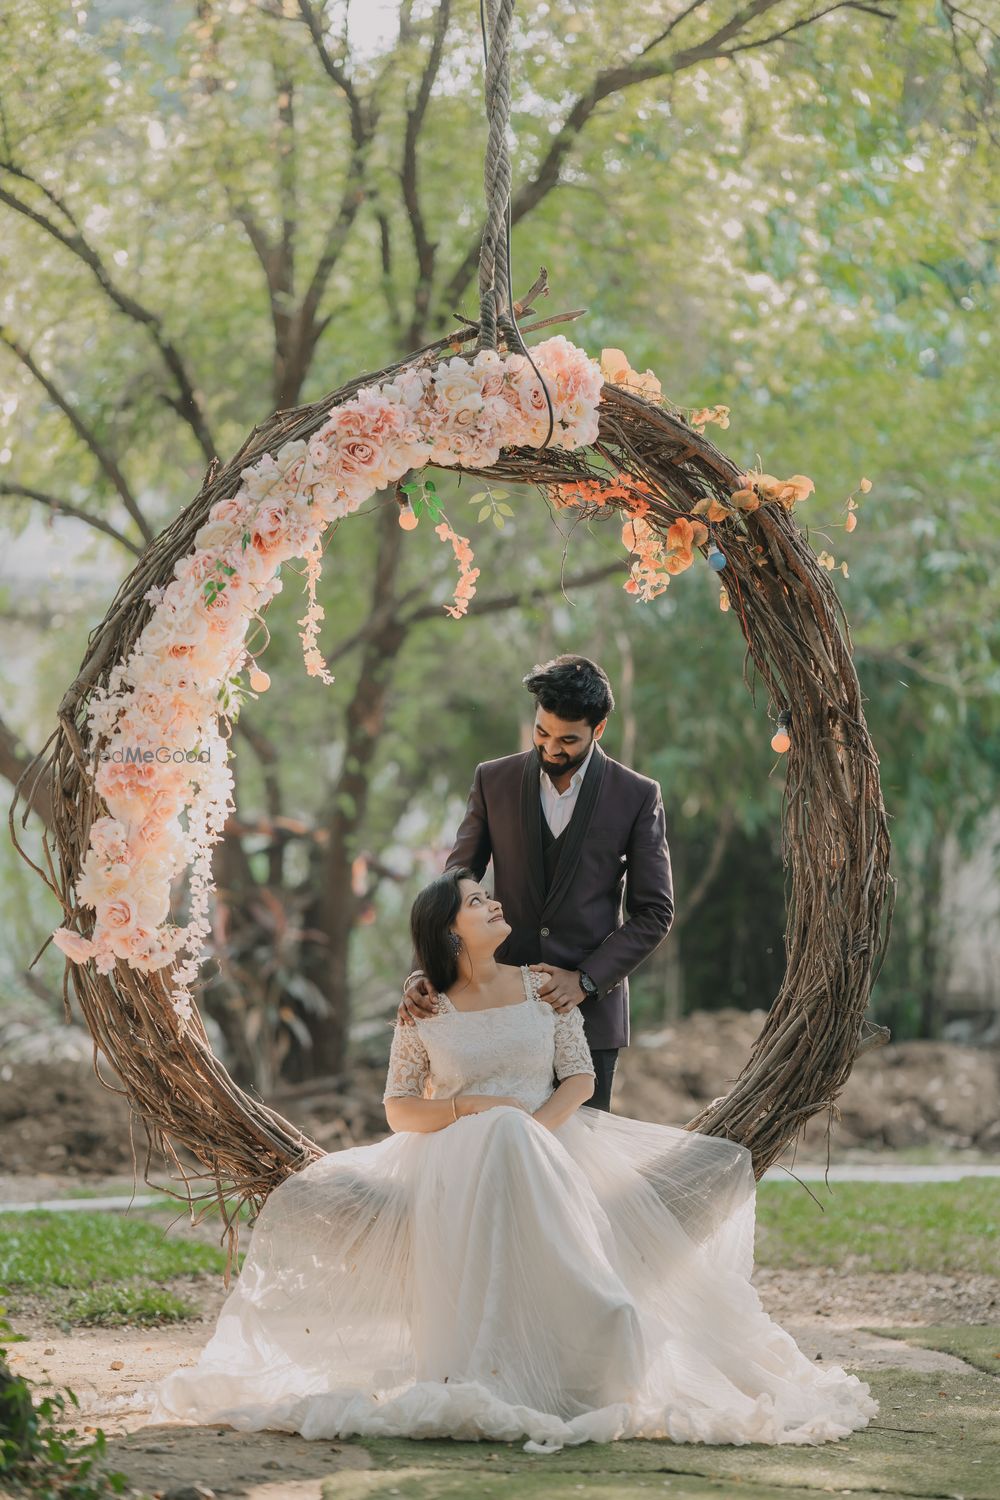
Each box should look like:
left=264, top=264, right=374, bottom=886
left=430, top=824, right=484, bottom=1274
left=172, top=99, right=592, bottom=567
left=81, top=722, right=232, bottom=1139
left=522, top=654, right=614, bottom=727
left=410, top=866, right=477, bottom=994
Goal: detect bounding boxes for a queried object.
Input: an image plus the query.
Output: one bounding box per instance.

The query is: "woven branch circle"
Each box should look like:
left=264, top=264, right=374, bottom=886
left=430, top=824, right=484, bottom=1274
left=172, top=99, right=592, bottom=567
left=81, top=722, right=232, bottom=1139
left=11, top=330, right=893, bottom=1264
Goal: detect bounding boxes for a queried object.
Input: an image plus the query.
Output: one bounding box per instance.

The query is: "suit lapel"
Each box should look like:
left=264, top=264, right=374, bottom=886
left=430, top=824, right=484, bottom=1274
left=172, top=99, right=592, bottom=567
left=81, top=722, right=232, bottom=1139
left=540, top=742, right=608, bottom=921
left=519, top=750, right=546, bottom=916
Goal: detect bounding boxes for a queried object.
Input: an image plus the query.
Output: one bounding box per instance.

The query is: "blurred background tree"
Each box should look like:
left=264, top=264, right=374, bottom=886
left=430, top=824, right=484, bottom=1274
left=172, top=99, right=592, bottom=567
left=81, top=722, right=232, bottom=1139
left=1, top=0, right=997, bottom=1085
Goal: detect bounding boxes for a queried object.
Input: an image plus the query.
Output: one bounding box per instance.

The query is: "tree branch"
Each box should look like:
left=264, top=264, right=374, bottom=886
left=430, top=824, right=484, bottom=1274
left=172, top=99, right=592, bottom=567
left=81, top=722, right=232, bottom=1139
left=0, top=483, right=143, bottom=555
left=437, top=0, right=894, bottom=318
left=401, top=0, right=452, bottom=346
left=0, top=165, right=217, bottom=463
left=376, top=208, right=403, bottom=338
left=265, top=2, right=380, bottom=403
left=276, top=74, right=298, bottom=289
left=401, top=560, right=625, bottom=627
left=296, top=0, right=369, bottom=150
left=671, top=809, right=735, bottom=932
left=231, top=718, right=288, bottom=886
left=717, top=1, right=897, bottom=59
left=0, top=711, right=53, bottom=829
left=0, top=329, right=154, bottom=546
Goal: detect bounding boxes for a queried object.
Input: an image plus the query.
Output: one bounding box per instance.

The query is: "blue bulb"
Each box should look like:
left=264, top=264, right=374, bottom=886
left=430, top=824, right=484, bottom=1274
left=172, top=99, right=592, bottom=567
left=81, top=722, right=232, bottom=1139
left=708, top=548, right=727, bottom=572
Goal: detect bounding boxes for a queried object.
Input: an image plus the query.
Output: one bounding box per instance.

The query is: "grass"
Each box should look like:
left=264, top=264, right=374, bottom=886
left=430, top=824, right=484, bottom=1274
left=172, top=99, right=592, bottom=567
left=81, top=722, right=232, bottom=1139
left=866, top=1324, right=1000, bottom=1376
left=67, top=1283, right=198, bottom=1326
left=0, top=1181, right=995, bottom=1331
left=0, top=1210, right=227, bottom=1292
left=0, top=1208, right=226, bottom=1326
left=754, top=1179, right=1000, bottom=1274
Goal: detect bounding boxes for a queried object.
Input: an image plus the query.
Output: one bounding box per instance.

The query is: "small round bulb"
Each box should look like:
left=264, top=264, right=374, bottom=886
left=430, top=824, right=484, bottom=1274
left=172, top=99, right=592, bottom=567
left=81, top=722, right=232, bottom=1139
left=771, top=730, right=790, bottom=753
left=249, top=668, right=271, bottom=693
left=398, top=503, right=419, bottom=531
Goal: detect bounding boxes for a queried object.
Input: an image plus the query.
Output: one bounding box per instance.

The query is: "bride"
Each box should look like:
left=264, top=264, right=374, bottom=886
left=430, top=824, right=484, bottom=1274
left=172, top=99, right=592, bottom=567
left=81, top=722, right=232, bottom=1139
left=145, top=868, right=877, bottom=1451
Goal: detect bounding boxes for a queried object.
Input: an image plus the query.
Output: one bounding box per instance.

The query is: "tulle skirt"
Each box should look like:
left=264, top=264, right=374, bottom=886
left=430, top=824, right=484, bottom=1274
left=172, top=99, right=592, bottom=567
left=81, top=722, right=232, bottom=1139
left=142, top=1106, right=876, bottom=1450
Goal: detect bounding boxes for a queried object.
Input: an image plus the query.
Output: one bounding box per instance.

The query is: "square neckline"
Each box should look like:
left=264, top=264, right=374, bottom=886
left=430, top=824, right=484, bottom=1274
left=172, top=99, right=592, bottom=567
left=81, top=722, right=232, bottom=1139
left=437, top=964, right=538, bottom=1015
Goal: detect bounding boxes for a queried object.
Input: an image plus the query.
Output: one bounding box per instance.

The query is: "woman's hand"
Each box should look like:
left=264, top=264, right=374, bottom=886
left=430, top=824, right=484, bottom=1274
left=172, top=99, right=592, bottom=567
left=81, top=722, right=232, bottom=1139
left=458, top=1094, right=530, bottom=1116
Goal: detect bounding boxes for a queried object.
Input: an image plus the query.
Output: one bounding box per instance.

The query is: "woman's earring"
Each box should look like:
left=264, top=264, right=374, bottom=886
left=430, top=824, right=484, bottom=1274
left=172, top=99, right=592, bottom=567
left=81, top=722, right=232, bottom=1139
left=449, top=932, right=462, bottom=954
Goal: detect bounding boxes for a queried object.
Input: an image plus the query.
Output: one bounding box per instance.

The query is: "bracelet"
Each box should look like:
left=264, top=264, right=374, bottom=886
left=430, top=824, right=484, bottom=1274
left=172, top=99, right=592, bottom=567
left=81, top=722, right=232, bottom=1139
left=451, top=1096, right=459, bottom=1122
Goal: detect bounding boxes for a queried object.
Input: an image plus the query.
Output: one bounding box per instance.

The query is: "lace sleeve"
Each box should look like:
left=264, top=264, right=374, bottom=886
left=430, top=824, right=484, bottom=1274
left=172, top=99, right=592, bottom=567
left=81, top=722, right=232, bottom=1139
left=553, top=1005, right=596, bottom=1082
left=382, top=1022, right=431, bottom=1101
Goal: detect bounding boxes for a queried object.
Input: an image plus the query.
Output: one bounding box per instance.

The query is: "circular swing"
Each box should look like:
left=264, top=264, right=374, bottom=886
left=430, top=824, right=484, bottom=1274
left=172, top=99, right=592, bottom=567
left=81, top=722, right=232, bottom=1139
left=10, top=0, right=892, bottom=1263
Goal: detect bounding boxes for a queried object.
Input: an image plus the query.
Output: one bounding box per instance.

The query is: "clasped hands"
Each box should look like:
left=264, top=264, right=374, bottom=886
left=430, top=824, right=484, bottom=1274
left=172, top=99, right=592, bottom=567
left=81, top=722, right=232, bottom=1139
left=397, top=962, right=584, bottom=1025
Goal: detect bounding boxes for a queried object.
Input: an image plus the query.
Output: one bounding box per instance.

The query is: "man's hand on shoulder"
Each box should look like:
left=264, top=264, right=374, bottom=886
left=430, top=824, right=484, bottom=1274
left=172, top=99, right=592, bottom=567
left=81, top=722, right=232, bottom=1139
left=528, top=963, right=584, bottom=1014
left=398, top=970, right=439, bottom=1026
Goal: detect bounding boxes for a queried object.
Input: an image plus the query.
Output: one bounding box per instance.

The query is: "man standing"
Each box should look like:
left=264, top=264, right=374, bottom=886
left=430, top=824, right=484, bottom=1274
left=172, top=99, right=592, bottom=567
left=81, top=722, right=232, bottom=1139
left=401, top=654, right=674, bottom=1111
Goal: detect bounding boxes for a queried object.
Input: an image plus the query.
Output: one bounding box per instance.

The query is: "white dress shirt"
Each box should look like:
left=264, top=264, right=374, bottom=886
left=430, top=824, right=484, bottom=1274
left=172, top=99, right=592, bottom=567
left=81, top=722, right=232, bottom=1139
left=539, top=742, right=595, bottom=838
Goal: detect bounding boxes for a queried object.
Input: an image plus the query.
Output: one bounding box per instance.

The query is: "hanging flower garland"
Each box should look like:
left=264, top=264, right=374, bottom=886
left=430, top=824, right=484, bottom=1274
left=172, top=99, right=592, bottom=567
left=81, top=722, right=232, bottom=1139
left=52, top=338, right=602, bottom=1023
left=51, top=332, right=871, bottom=1030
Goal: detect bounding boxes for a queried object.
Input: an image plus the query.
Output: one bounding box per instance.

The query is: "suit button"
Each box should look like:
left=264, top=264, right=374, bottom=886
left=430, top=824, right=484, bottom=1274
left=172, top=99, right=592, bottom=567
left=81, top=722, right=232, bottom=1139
left=540, top=926, right=550, bottom=937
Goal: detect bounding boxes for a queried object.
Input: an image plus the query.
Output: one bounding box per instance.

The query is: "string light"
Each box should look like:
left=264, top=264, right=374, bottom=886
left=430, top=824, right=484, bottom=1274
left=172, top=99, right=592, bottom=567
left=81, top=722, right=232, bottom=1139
left=771, top=708, right=792, bottom=754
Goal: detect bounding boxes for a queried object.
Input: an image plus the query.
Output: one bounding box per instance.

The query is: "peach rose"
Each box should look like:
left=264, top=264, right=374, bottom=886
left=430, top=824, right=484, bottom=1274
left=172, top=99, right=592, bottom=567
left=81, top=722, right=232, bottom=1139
left=208, top=494, right=251, bottom=527
left=52, top=927, right=97, bottom=964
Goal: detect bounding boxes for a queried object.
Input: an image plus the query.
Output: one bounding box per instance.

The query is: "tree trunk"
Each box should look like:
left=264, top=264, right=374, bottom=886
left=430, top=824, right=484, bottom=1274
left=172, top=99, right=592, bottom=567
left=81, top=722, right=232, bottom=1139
left=916, top=818, right=948, bottom=1040
left=295, top=497, right=408, bottom=1077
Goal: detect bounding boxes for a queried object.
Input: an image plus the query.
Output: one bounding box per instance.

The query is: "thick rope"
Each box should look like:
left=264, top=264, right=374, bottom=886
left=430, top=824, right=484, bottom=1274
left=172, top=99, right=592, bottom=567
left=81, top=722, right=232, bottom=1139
left=475, top=0, right=555, bottom=441
left=477, top=0, right=515, bottom=351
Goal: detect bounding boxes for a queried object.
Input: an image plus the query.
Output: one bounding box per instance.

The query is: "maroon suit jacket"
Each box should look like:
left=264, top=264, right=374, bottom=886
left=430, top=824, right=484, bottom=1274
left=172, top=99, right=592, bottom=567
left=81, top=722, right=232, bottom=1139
left=446, top=744, right=673, bottom=1051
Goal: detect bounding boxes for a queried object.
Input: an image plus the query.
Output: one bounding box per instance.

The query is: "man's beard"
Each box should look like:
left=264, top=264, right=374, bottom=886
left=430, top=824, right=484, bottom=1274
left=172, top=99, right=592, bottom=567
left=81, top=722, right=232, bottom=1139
left=536, top=738, right=593, bottom=781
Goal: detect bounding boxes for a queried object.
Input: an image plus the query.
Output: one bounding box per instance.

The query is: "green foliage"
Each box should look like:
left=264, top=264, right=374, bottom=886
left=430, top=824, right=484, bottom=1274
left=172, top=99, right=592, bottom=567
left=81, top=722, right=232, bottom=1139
left=0, top=0, right=997, bottom=1036
left=0, top=1307, right=127, bottom=1499
left=755, top=1179, right=1000, bottom=1274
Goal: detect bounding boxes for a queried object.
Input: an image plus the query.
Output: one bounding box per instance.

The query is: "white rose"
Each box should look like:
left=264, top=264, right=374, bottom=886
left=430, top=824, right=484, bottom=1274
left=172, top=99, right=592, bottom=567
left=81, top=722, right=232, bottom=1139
left=434, top=359, right=483, bottom=417
left=193, top=519, right=238, bottom=554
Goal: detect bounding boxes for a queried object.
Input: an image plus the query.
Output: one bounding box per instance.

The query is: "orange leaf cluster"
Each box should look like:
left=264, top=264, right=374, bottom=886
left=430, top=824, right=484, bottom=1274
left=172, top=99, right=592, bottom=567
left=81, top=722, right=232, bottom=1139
left=621, top=513, right=710, bottom=601
left=689, top=404, right=731, bottom=431
left=691, top=495, right=731, bottom=523
left=732, top=471, right=815, bottom=512
left=551, top=471, right=655, bottom=516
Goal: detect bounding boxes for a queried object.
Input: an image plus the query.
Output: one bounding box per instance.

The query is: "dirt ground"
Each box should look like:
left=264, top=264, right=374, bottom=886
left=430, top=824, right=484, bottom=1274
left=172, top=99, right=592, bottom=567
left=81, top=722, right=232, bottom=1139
left=2, top=1008, right=999, bottom=1179
left=3, top=1009, right=999, bottom=1497
left=7, top=1265, right=997, bottom=1500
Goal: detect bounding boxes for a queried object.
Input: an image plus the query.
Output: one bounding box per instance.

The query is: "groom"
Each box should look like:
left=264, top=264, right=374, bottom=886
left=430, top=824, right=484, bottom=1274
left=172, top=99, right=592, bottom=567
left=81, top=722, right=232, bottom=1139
left=400, top=654, right=674, bottom=1111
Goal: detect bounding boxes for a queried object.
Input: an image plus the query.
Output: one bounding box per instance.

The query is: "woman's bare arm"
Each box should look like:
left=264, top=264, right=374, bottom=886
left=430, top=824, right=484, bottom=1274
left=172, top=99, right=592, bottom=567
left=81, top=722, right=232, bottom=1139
left=384, top=1094, right=528, bottom=1134
left=531, top=1073, right=595, bottom=1131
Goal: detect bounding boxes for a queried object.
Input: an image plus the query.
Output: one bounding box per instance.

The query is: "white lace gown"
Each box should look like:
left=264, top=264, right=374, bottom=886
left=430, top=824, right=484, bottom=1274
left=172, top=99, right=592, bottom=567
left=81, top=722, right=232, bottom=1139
left=140, top=966, right=876, bottom=1451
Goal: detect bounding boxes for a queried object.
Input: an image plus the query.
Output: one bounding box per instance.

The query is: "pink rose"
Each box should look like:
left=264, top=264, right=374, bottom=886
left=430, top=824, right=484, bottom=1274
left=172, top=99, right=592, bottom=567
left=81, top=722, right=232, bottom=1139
left=249, top=501, right=293, bottom=564
left=336, top=437, right=382, bottom=479
left=209, top=494, right=250, bottom=527
left=52, top=927, right=97, bottom=964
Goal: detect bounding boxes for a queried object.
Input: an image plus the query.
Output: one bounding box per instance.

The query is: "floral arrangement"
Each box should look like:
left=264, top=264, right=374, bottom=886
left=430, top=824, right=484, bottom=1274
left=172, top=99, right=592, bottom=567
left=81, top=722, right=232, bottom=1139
left=52, top=331, right=867, bottom=1029
left=550, top=349, right=868, bottom=604
left=52, top=338, right=602, bottom=1023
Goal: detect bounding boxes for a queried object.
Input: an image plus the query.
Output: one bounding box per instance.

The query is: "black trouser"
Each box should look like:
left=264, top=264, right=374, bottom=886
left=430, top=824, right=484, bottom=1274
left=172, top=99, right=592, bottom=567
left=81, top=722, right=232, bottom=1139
left=587, top=1048, right=620, bottom=1113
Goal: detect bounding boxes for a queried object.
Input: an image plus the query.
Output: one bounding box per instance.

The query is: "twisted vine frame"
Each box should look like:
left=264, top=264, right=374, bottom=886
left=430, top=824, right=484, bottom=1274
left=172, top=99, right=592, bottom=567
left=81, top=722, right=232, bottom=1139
left=8, top=0, right=893, bottom=1271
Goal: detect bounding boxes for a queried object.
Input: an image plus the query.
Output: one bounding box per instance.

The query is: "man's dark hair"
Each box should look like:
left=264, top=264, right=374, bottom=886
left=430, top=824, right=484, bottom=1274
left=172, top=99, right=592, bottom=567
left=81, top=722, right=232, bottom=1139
left=410, top=866, right=476, bottom=994
left=522, top=654, right=614, bottom=728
